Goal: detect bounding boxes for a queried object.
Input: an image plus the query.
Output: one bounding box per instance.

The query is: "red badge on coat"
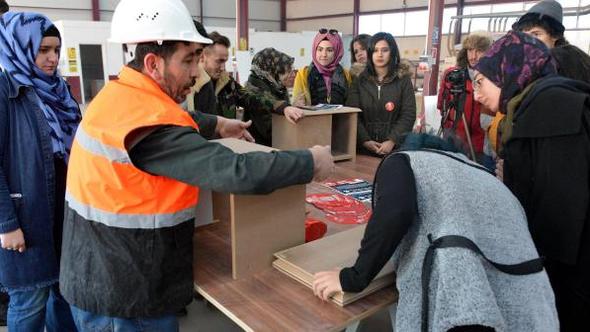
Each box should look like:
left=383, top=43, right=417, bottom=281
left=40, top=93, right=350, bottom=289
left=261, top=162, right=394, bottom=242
left=385, top=101, right=395, bottom=112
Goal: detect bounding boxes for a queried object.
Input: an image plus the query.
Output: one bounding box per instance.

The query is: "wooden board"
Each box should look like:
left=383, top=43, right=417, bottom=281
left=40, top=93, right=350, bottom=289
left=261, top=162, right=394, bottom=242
left=301, top=106, right=362, bottom=117
left=272, top=113, right=332, bottom=150
left=273, top=225, right=395, bottom=306
left=331, top=112, right=358, bottom=162
left=212, top=138, right=306, bottom=280
left=194, top=189, right=217, bottom=228
left=231, top=186, right=306, bottom=279
left=272, top=107, right=360, bottom=161
left=213, top=137, right=276, bottom=153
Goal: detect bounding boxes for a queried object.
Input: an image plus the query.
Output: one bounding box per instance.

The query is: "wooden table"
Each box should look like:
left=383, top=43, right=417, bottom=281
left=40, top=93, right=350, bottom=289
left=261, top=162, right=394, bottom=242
left=272, top=107, right=361, bottom=162
left=193, top=155, right=397, bottom=331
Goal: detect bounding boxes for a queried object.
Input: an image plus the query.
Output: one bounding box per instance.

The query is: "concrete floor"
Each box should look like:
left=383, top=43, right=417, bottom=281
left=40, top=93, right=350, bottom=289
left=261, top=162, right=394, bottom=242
left=0, top=298, right=393, bottom=331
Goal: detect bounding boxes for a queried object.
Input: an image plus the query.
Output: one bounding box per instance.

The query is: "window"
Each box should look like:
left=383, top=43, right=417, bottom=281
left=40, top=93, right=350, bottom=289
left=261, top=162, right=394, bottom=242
left=359, top=14, right=381, bottom=36
left=405, top=10, right=429, bottom=36
left=381, top=13, right=405, bottom=37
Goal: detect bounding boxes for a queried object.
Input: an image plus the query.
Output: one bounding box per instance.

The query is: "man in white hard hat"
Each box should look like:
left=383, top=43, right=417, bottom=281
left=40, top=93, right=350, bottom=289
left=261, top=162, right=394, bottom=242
left=58, top=0, right=334, bottom=329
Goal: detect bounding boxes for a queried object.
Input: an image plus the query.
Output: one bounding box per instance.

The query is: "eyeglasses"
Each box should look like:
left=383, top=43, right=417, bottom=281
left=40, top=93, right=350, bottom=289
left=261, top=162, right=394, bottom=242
left=473, top=76, right=484, bottom=92
left=319, top=28, right=339, bottom=35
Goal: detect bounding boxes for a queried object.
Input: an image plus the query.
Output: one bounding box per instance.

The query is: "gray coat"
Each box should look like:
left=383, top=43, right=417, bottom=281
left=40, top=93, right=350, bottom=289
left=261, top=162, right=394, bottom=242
left=393, top=150, right=559, bottom=332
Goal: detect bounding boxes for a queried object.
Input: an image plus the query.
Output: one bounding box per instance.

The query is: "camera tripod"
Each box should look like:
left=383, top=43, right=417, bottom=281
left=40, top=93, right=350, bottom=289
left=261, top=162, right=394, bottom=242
left=438, top=87, right=477, bottom=162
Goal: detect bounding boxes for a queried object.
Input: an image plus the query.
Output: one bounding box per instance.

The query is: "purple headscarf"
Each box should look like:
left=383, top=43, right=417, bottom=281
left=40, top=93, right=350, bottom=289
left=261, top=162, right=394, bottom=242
left=474, top=30, right=557, bottom=114
left=311, top=30, right=344, bottom=95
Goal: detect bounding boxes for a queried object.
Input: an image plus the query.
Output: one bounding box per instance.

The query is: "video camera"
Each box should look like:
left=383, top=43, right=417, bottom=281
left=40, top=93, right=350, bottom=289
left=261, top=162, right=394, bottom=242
left=446, top=68, right=466, bottom=94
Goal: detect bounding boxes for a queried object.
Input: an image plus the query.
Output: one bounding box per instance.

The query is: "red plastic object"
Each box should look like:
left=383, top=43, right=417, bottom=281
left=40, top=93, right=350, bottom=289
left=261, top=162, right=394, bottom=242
left=305, top=218, right=327, bottom=242
left=306, top=193, right=372, bottom=224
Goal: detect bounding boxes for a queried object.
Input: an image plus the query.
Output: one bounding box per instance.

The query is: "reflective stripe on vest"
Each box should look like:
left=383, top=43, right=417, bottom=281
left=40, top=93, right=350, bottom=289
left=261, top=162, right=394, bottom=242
left=74, top=125, right=131, bottom=163
left=66, top=191, right=194, bottom=229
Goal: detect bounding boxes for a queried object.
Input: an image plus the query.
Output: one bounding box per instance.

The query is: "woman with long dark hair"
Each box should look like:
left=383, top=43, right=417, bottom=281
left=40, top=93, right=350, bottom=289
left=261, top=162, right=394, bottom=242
left=347, top=32, right=416, bottom=155
left=349, top=34, right=371, bottom=77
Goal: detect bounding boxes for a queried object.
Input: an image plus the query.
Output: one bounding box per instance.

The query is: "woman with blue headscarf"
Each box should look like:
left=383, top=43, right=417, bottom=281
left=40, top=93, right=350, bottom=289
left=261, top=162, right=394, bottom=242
left=0, top=11, right=79, bottom=331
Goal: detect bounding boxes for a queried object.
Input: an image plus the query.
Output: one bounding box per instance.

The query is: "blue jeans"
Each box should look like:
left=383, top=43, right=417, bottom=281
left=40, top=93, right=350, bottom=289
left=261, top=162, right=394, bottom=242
left=70, top=305, right=179, bottom=332
left=7, top=284, right=77, bottom=332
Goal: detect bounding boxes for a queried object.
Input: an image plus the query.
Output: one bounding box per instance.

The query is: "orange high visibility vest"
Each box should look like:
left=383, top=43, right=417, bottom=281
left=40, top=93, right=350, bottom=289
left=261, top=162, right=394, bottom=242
left=66, top=67, right=199, bottom=229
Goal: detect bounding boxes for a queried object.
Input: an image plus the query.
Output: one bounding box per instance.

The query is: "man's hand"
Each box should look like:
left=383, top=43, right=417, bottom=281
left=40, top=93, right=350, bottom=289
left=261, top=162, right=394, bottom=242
left=363, top=140, right=382, bottom=154
left=376, top=140, right=395, bottom=155
left=284, top=106, right=305, bottom=124
left=0, top=228, right=26, bottom=253
left=217, top=117, right=255, bottom=142
left=309, top=145, right=334, bottom=182
left=312, top=269, right=342, bottom=301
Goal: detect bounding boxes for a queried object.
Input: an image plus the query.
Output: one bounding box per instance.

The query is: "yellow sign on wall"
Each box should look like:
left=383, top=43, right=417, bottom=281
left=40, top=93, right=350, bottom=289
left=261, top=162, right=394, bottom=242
left=67, top=47, right=77, bottom=60
left=67, top=47, right=78, bottom=73
left=68, top=60, right=78, bottom=73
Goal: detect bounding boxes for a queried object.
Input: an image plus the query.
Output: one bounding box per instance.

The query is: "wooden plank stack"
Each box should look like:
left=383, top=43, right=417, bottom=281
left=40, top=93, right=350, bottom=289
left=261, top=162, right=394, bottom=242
left=273, top=224, right=395, bottom=306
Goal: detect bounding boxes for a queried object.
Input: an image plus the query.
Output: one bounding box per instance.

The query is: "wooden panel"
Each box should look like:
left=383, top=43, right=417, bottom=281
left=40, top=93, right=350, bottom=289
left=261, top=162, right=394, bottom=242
left=301, top=106, right=361, bottom=117
left=231, top=186, right=306, bottom=279
left=213, top=137, right=276, bottom=153
left=212, top=191, right=231, bottom=224
left=272, top=113, right=332, bottom=150
left=273, top=225, right=395, bottom=306
left=194, top=189, right=217, bottom=228
left=272, top=107, right=361, bottom=161
left=331, top=112, right=358, bottom=162
left=211, top=138, right=306, bottom=280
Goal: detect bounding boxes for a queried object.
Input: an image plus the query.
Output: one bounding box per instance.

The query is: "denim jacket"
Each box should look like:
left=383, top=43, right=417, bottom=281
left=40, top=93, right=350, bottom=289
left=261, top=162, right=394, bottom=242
left=0, top=70, right=79, bottom=290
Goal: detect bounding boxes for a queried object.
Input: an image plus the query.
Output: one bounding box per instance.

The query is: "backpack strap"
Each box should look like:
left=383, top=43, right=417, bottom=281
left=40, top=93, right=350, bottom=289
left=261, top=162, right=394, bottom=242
left=421, top=234, right=544, bottom=332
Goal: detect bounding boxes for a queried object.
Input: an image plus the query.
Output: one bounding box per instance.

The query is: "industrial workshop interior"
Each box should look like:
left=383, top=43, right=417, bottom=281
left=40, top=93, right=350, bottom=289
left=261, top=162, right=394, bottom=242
left=1, top=0, right=589, bottom=331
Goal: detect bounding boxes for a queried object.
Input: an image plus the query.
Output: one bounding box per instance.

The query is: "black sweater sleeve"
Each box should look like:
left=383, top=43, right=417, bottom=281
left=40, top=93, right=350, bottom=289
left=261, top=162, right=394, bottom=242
left=128, top=126, right=314, bottom=195
left=339, top=153, right=417, bottom=292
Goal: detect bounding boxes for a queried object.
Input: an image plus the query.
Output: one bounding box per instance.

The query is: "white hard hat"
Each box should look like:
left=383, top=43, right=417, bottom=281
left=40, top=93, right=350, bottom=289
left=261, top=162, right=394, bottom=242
left=109, top=0, right=212, bottom=45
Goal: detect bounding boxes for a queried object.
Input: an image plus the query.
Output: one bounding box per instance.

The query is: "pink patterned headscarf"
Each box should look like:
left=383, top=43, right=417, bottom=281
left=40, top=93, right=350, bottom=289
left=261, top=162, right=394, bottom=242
left=311, top=30, right=344, bottom=95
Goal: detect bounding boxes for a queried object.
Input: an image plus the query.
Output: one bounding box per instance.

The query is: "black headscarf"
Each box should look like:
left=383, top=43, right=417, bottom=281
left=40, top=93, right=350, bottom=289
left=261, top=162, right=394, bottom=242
left=250, top=47, right=294, bottom=91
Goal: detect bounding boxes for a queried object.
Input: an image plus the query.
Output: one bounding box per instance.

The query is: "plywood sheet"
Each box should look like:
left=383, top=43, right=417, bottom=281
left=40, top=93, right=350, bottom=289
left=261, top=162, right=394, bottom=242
left=301, top=106, right=361, bottom=117
left=273, top=225, right=395, bottom=306
left=213, top=137, right=276, bottom=153
left=231, top=186, right=306, bottom=279
left=272, top=107, right=360, bottom=161
left=194, top=189, right=217, bottom=228
left=213, top=138, right=307, bottom=280
left=272, top=113, right=332, bottom=151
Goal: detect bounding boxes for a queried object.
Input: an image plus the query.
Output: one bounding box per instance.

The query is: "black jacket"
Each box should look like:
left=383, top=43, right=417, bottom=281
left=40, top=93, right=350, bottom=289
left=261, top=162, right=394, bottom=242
left=244, top=71, right=289, bottom=146
left=346, top=66, right=416, bottom=146
left=503, top=75, right=590, bottom=303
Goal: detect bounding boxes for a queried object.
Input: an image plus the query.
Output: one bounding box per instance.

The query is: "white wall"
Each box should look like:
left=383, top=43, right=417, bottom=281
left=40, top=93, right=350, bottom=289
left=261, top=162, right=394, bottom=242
left=54, top=20, right=123, bottom=78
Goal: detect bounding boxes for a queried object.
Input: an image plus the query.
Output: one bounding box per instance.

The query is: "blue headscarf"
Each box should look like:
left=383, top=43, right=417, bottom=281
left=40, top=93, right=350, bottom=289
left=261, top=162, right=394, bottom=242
left=0, top=12, right=80, bottom=161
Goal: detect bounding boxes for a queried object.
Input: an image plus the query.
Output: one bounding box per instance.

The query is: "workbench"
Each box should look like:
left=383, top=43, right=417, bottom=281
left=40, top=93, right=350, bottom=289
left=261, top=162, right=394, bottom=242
left=193, top=154, right=398, bottom=332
